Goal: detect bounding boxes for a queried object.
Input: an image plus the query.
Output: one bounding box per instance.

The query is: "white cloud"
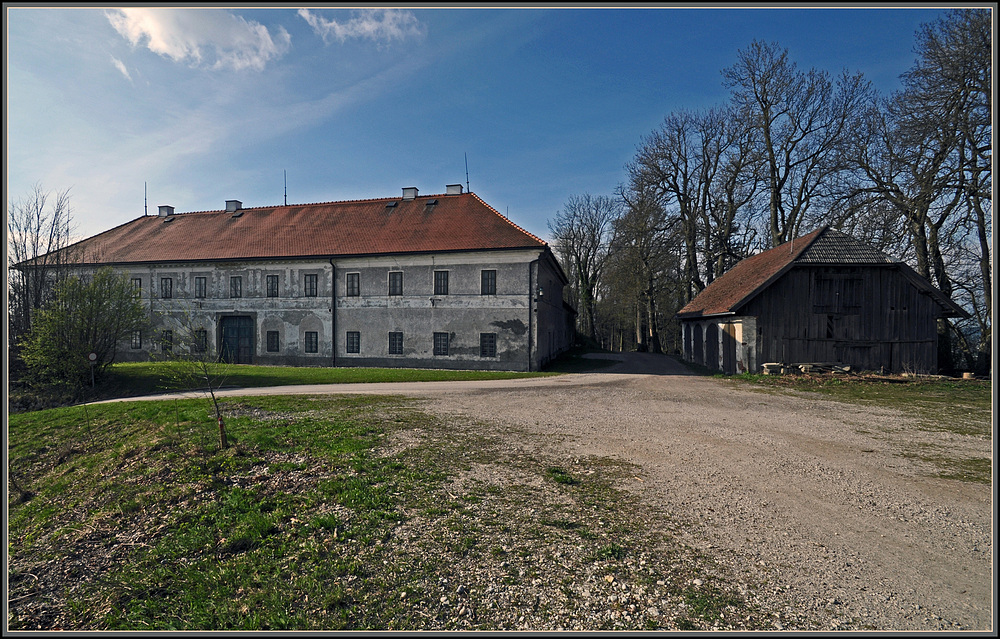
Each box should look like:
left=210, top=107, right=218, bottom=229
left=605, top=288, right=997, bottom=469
left=298, top=8, right=426, bottom=45
left=106, top=8, right=290, bottom=71
left=110, top=55, right=132, bottom=82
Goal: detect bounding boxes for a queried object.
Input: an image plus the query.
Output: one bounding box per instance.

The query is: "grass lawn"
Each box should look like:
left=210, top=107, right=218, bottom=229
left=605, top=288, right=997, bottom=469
left=7, top=395, right=772, bottom=631
left=99, top=361, right=558, bottom=399
left=86, top=346, right=619, bottom=401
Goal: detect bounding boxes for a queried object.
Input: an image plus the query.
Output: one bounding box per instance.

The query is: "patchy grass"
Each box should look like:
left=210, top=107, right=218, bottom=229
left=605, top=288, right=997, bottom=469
left=8, top=394, right=786, bottom=632
left=722, top=372, right=992, bottom=483
left=544, top=466, right=579, bottom=486
left=900, top=444, right=993, bottom=485
left=724, top=372, right=991, bottom=435
left=679, top=584, right=745, bottom=628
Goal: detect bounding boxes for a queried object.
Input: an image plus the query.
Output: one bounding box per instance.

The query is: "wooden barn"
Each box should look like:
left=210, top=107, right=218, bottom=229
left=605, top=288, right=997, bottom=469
left=676, top=226, right=968, bottom=375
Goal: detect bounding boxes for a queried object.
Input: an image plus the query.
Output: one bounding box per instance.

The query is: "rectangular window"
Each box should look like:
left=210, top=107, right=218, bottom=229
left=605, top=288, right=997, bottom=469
left=346, top=331, right=361, bottom=354
left=230, top=276, right=242, bottom=298
left=305, top=331, right=318, bottom=354
left=267, top=274, right=279, bottom=298
left=434, top=270, right=449, bottom=296
left=161, top=330, right=173, bottom=352
left=195, top=276, right=207, bottom=299
left=160, top=277, right=172, bottom=299
left=480, top=333, right=497, bottom=358
left=304, top=273, right=318, bottom=297
left=131, top=278, right=142, bottom=299
left=346, top=272, right=360, bottom=297
left=481, top=269, right=497, bottom=295
left=131, top=331, right=142, bottom=349
left=388, top=271, right=403, bottom=296
left=266, top=330, right=279, bottom=352
left=388, top=331, right=403, bottom=355
left=195, top=329, right=208, bottom=353
left=433, top=332, right=449, bottom=356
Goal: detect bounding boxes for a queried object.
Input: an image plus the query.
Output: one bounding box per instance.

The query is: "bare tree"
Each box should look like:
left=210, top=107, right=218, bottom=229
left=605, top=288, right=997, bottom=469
left=157, top=313, right=231, bottom=449
left=629, top=110, right=708, bottom=303
left=629, top=106, right=763, bottom=306
left=723, top=40, right=873, bottom=247
left=548, top=194, right=620, bottom=342
left=699, top=107, right=764, bottom=281
left=849, top=9, right=991, bottom=372
left=914, top=8, right=992, bottom=373
left=7, top=184, right=75, bottom=364
left=611, top=184, right=677, bottom=353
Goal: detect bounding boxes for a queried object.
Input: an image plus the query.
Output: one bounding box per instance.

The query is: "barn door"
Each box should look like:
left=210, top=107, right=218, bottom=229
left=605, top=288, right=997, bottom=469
left=722, top=323, right=737, bottom=375
left=693, top=325, right=704, bottom=365
left=220, top=316, right=254, bottom=364
left=705, top=323, right=719, bottom=371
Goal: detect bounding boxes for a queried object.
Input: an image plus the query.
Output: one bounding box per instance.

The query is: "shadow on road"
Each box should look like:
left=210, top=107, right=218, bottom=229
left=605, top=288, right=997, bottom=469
left=546, top=350, right=698, bottom=376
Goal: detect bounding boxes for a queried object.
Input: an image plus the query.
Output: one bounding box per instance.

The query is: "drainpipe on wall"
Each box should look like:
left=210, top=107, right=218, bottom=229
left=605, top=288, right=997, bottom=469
left=149, top=268, right=156, bottom=360
left=329, top=259, right=336, bottom=367
left=528, top=257, right=539, bottom=372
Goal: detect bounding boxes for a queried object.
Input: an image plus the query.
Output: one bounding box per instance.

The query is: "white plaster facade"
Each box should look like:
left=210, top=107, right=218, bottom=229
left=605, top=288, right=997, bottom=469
left=119, top=248, right=571, bottom=372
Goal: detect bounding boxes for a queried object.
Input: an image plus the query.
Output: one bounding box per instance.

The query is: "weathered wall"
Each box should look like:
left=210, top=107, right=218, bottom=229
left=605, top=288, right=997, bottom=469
left=682, top=265, right=947, bottom=374
left=116, top=259, right=334, bottom=365
left=532, top=253, right=573, bottom=369
left=108, top=248, right=570, bottom=371
left=681, top=317, right=756, bottom=374
left=743, top=265, right=943, bottom=373
left=334, top=251, right=537, bottom=371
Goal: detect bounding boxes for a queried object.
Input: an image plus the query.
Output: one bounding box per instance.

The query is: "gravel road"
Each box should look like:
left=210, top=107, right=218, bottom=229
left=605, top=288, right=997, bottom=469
left=103, top=352, right=993, bottom=631
left=404, top=352, right=993, bottom=632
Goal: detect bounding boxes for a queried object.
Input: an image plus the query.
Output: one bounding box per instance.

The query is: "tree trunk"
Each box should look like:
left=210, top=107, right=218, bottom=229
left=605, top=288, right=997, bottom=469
left=647, top=278, right=661, bottom=354
left=635, top=303, right=647, bottom=352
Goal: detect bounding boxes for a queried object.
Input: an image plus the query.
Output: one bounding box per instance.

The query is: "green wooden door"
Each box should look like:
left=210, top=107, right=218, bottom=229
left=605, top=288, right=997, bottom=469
left=220, top=316, right=254, bottom=364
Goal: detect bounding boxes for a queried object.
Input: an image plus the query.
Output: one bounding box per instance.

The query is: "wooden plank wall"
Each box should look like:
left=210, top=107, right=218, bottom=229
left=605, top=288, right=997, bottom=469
left=743, top=265, right=943, bottom=373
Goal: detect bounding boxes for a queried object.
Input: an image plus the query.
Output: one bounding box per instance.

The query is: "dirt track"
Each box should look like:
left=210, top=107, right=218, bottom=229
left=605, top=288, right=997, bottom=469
left=105, top=352, right=994, bottom=630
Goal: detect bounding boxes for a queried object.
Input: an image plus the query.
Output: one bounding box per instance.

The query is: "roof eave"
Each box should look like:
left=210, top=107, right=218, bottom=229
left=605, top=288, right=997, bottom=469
left=893, top=264, right=970, bottom=319
left=48, top=244, right=548, bottom=269
left=675, top=311, right=737, bottom=320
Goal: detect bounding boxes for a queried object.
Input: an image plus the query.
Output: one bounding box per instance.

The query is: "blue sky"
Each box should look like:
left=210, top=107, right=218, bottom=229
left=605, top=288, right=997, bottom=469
left=7, top=5, right=953, bottom=244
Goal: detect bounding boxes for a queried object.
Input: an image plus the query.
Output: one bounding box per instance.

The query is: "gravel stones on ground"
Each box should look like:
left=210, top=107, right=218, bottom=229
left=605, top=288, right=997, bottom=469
left=413, top=353, right=993, bottom=632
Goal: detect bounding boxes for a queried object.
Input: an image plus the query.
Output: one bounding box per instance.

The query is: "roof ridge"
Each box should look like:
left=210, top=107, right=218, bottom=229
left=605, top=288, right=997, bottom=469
left=179, top=192, right=473, bottom=215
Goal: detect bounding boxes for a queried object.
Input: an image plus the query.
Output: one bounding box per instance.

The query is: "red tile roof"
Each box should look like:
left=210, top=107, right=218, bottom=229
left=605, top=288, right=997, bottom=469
left=676, top=227, right=825, bottom=318
left=51, top=192, right=547, bottom=266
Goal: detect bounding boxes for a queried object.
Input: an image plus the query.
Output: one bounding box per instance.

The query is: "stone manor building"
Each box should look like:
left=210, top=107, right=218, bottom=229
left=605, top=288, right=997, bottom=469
left=45, top=185, right=574, bottom=371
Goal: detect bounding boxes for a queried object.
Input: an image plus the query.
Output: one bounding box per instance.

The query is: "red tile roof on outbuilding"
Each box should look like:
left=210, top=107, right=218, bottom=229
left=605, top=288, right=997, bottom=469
left=676, top=226, right=967, bottom=318
left=676, top=227, right=825, bottom=318
left=52, top=192, right=547, bottom=266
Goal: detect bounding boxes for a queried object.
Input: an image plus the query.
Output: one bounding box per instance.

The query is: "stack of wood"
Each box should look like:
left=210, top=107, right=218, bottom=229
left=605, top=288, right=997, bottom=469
left=796, top=363, right=851, bottom=374
left=762, top=362, right=851, bottom=375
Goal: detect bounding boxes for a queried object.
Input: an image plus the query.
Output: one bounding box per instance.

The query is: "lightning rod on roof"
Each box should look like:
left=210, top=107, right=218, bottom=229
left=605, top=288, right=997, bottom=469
left=284, top=170, right=287, bottom=206
left=144, top=182, right=147, bottom=216
left=465, top=153, right=470, bottom=194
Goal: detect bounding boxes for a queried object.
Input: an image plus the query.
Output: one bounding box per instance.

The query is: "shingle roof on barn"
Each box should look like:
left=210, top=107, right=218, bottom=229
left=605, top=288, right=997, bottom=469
left=796, top=229, right=896, bottom=264
left=33, top=192, right=547, bottom=266
left=676, top=226, right=966, bottom=318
